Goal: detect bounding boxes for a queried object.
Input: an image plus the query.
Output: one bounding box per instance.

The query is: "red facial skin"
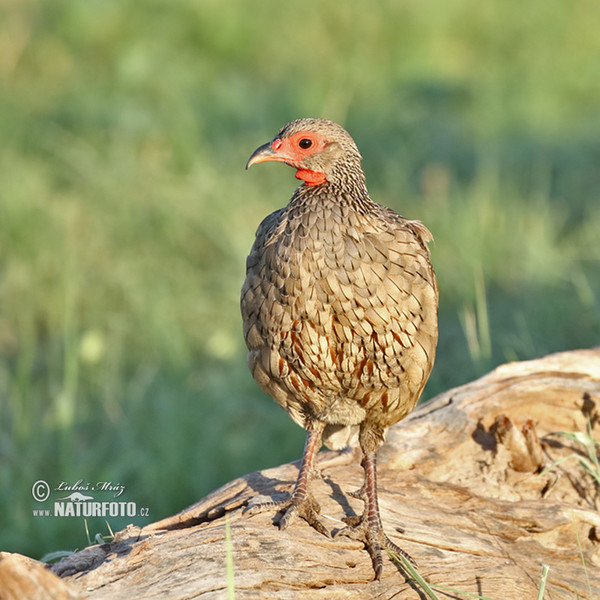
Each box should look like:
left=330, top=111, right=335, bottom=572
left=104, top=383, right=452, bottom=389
left=251, top=130, right=329, bottom=186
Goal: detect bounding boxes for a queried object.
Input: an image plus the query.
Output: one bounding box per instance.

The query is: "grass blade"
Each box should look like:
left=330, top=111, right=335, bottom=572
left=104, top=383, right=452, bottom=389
left=536, top=565, right=549, bottom=600
left=387, top=551, right=441, bottom=600
left=539, top=453, right=584, bottom=478
left=433, top=583, right=499, bottom=600
left=389, top=550, right=506, bottom=600
left=571, top=513, right=593, bottom=600
left=225, top=513, right=235, bottom=600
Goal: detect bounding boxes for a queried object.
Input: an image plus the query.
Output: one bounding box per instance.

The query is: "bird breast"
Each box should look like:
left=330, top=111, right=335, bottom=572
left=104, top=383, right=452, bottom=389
left=241, top=193, right=438, bottom=441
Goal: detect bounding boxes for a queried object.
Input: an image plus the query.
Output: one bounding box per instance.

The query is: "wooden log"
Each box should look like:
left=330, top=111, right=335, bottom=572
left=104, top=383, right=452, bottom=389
left=0, top=552, right=79, bottom=600
left=6, top=349, right=600, bottom=599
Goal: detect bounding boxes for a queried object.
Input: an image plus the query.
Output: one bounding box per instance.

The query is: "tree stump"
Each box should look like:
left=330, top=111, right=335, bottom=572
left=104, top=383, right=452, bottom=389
left=3, top=349, right=600, bottom=599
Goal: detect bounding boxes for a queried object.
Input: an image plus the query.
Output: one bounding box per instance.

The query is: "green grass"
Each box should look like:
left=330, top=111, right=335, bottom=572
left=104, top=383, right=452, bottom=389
left=389, top=552, right=551, bottom=600
left=541, top=417, right=600, bottom=489
left=225, top=514, right=236, bottom=600
left=1, top=0, right=599, bottom=559
left=571, top=513, right=594, bottom=600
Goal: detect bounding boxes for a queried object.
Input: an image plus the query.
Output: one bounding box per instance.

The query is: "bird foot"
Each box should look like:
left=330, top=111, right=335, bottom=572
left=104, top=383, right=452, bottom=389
left=335, top=515, right=415, bottom=580
left=244, top=492, right=330, bottom=538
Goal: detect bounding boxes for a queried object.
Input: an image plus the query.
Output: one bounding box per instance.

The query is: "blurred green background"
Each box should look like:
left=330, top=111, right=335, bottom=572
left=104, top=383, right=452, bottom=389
left=1, top=0, right=599, bottom=559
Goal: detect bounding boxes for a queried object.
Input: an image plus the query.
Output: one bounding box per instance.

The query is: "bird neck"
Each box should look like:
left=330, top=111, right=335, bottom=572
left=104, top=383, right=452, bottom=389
left=291, top=172, right=375, bottom=215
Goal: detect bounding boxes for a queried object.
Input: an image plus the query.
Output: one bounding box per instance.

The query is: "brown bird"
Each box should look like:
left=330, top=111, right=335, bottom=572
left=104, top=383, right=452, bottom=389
left=241, top=118, right=438, bottom=579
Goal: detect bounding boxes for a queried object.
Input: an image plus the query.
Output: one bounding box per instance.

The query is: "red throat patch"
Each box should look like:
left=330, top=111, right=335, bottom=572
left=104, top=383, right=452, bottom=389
left=295, top=169, right=326, bottom=186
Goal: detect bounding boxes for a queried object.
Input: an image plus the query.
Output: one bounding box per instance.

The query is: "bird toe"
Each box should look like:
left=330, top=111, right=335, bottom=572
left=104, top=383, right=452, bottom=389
left=334, top=515, right=415, bottom=580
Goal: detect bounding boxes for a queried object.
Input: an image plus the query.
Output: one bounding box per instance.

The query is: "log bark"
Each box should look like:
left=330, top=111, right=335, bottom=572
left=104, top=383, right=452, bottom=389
left=4, top=349, right=600, bottom=599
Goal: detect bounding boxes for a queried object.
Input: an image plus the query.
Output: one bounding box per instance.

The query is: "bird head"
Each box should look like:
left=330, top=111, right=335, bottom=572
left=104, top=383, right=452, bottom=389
left=246, top=118, right=364, bottom=187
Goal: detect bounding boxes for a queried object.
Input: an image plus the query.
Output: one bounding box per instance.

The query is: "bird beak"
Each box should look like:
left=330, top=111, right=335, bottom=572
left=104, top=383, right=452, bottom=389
left=245, top=140, right=283, bottom=169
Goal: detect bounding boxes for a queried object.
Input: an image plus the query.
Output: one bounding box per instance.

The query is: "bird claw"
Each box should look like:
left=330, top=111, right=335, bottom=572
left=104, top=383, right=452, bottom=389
left=310, top=468, right=325, bottom=481
left=335, top=516, right=415, bottom=580
left=348, top=484, right=367, bottom=500
left=341, top=515, right=362, bottom=527
left=244, top=493, right=330, bottom=538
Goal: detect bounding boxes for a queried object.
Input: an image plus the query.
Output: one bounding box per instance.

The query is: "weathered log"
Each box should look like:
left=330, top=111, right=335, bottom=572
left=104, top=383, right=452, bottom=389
left=4, top=349, right=600, bottom=599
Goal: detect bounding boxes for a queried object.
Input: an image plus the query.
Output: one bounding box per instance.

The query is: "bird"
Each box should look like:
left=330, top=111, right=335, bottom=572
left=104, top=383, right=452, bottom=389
left=241, top=118, right=438, bottom=579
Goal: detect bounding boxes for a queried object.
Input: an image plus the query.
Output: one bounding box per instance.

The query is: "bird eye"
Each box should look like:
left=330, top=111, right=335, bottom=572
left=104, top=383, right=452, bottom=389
left=298, top=138, right=313, bottom=149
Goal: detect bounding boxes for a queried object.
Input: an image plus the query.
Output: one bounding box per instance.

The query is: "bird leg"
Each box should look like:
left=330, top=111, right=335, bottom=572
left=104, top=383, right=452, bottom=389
left=336, top=447, right=415, bottom=580
left=244, top=421, right=329, bottom=537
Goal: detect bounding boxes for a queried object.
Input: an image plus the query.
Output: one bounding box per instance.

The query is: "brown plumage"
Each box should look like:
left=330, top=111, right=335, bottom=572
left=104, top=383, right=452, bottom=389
left=241, top=118, right=438, bottom=579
